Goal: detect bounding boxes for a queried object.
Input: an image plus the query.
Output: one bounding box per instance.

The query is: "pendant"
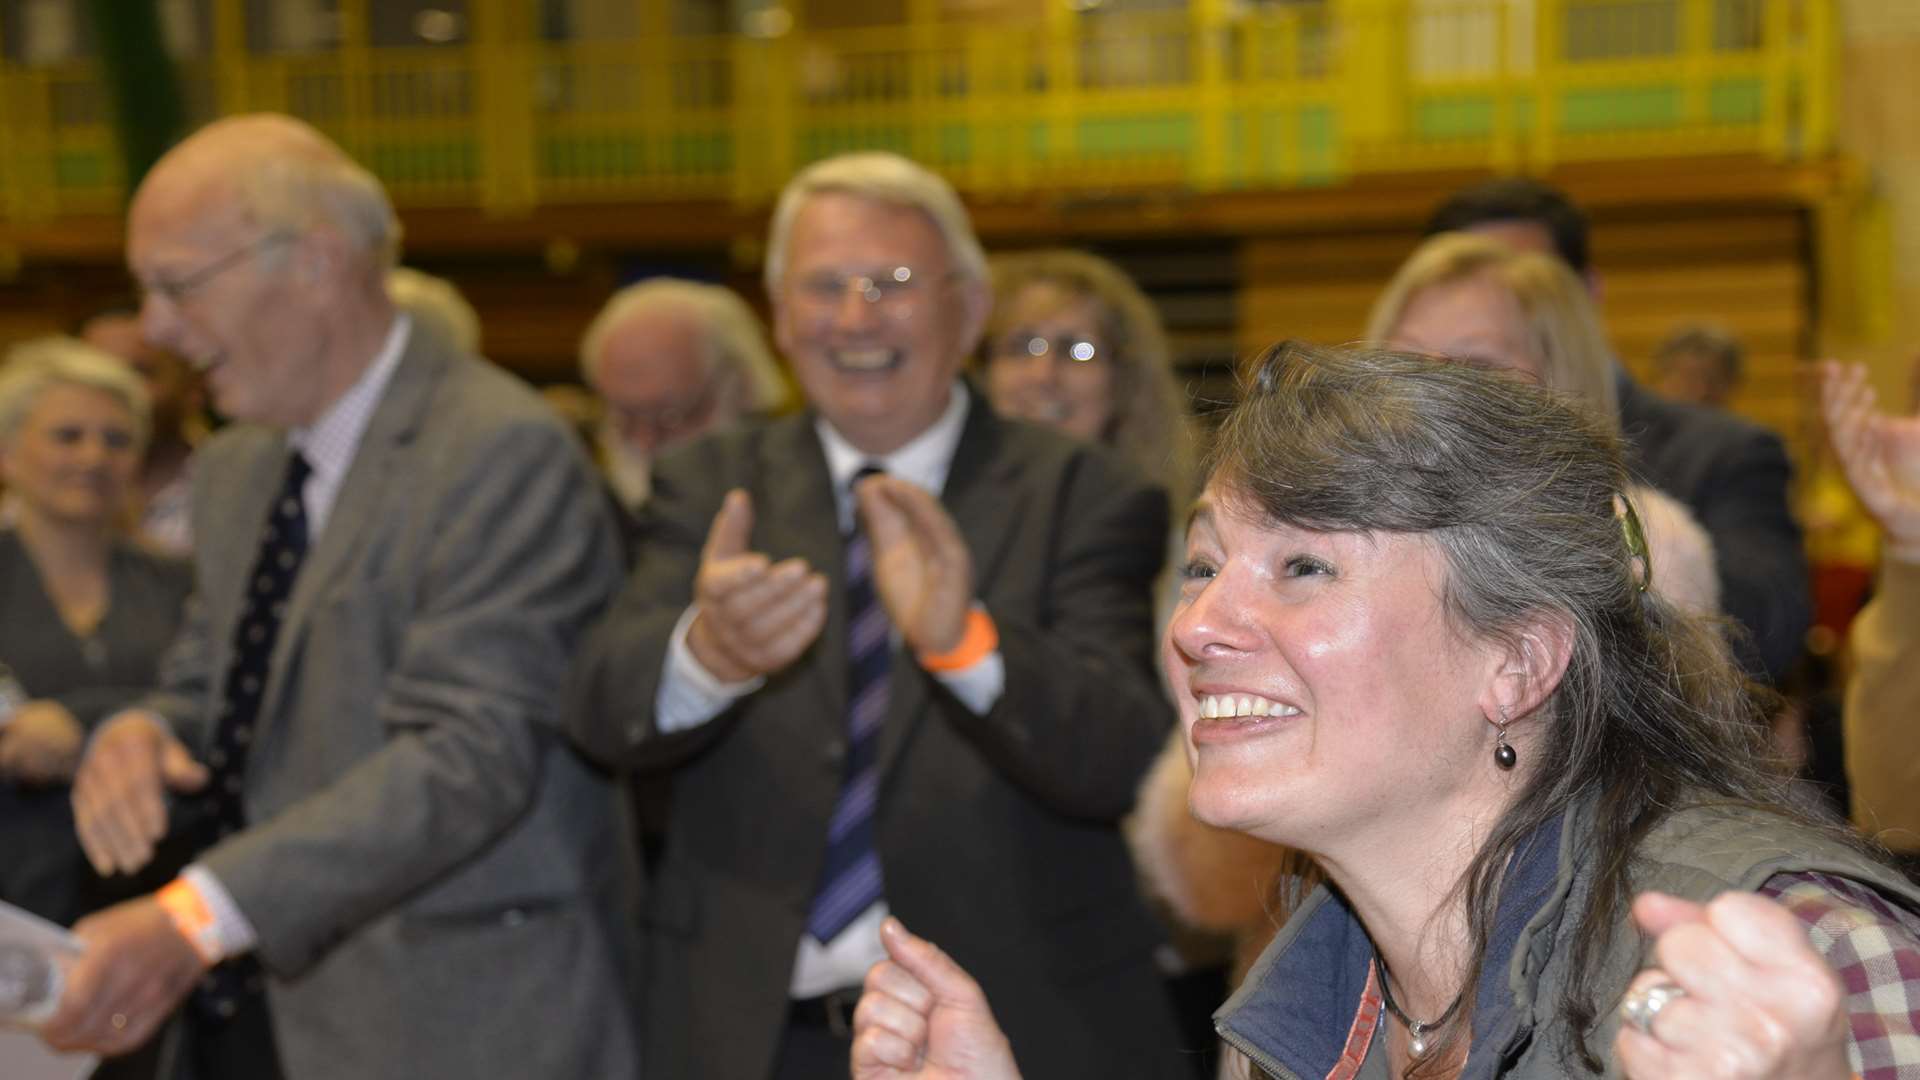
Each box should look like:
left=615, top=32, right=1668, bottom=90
left=1408, top=1023, right=1433, bottom=1057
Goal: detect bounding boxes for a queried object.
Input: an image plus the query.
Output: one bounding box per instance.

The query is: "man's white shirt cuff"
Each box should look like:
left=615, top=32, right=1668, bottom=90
left=181, top=863, right=259, bottom=961
left=656, top=605, right=766, bottom=734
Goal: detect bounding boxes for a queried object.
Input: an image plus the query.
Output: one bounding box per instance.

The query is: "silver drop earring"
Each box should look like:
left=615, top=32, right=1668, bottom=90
left=1492, top=706, right=1517, bottom=770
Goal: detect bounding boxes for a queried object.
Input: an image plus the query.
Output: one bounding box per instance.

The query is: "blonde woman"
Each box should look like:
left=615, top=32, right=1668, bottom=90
left=0, top=337, right=190, bottom=924
left=980, top=249, right=1195, bottom=506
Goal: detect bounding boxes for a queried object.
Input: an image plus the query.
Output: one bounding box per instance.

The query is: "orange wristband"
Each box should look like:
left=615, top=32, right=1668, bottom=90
left=156, top=879, right=223, bottom=966
left=918, top=607, right=998, bottom=673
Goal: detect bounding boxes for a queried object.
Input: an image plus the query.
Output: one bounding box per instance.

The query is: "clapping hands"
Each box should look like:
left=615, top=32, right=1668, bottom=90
left=1820, top=360, right=1920, bottom=563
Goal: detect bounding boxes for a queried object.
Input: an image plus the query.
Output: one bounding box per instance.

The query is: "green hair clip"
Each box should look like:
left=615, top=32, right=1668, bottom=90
left=1615, top=493, right=1653, bottom=594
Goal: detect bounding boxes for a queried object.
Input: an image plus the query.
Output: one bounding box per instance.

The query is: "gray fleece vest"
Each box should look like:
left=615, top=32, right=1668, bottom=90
left=1227, top=800, right=1920, bottom=1080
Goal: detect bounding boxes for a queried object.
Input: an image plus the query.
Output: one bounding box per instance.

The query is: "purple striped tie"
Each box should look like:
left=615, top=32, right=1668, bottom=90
left=806, top=467, right=890, bottom=943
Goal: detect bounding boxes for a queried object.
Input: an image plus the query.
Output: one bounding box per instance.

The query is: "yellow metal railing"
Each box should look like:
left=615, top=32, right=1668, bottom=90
left=0, top=0, right=1833, bottom=222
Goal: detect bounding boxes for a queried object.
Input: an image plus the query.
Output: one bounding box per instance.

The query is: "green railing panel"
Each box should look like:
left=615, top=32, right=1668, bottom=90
left=1561, top=85, right=1680, bottom=131
left=1709, top=77, right=1764, bottom=124
left=1076, top=114, right=1191, bottom=158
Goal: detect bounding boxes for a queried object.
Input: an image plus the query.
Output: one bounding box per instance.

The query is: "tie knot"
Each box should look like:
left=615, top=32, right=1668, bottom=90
left=284, top=451, right=312, bottom=491
left=853, top=462, right=886, bottom=486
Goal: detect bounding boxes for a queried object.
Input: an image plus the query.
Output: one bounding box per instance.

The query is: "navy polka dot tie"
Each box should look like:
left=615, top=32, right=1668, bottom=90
left=194, top=450, right=310, bottom=1021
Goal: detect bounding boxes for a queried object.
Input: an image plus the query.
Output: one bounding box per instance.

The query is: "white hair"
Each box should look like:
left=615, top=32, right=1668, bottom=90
left=580, top=277, right=788, bottom=414
left=237, top=139, right=402, bottom=269
left=763, top=152, right=987, bottom=296
left=389, top=267, right=481, bottom=353
left=0, top=336, right=152, bottom=450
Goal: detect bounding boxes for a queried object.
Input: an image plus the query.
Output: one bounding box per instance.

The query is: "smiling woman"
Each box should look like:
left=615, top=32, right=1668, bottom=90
left=0, top=338, right=190, bottom=929
left=852, top=343, right=1920, bottom=1080
left=977, top=250, right=1195, bottom=506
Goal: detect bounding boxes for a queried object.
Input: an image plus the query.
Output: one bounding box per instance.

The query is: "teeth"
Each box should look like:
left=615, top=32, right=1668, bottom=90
left=1197, top=694, right=1298, bottom=720
left=835, top=348, right=896, bottom=372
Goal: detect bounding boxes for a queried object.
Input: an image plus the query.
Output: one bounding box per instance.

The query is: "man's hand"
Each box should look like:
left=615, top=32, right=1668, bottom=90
left=1820, top=360, right=1920, bottom=563
left=1614, top=891, right=1852, bottom=1080
left=852, top=918, right=1021, bottom=1080
left=71, top=711, right=208, bottom=876
left=685, top=488, right=830, bottom=683
left=0, top=701, right=86, bottom=785
left=40, top=896, right=210, bottom=1057
left=856, top=476, right=974, bottom=656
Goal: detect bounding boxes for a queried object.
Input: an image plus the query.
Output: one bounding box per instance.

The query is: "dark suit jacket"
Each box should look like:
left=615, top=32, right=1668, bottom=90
left=1616, top=375, right=1810, bottom=682
left=145, top=325, right=641, bottom=1079
left=570, top=399, right=1188, bottom=1079
left=0, top=534, right=190, bottom=925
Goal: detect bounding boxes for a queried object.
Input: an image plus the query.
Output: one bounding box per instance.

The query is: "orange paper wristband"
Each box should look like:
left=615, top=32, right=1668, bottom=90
left=918, top=607, right=999, bottom=673
left=157, top=878, right=223, bottom=966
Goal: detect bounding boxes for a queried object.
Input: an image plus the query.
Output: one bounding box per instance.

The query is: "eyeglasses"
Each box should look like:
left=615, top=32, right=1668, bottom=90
left=992, top=332, right=1104, bottom=364
left=137, top=232, right=293, bottom=307
left=787, top=266, right=949, bottom=321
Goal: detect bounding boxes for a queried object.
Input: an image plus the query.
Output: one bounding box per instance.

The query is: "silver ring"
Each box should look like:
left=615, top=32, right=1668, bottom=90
left=1619, top=981, right=1686, bottom=1036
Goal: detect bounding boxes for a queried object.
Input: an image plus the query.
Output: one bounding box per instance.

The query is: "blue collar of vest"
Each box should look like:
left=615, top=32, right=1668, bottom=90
left=1217, top=811, right=1570, bottom=1080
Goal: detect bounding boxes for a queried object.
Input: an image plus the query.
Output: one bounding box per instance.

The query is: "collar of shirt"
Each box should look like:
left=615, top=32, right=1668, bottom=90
left=288, top=313, right=411, bottom=539
left=813, top=380, right=971, bottom=534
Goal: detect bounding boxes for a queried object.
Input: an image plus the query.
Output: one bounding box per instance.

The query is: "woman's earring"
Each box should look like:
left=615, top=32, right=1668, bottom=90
left=1492, top=707, right=1517, bottom=771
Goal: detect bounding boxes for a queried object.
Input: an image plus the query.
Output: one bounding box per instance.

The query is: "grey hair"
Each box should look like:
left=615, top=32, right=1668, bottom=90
left=0, top=336, right=152, bottom=450
left=763, top=152, right=987, bottom=296
left=1215, top=342, right=1814, bottom=1075
left=236, top=136, right=402, bottom=269
left=388, top=267, right=481, bottom=353
left=580, top=277, right=789, bottom=414
left=1653, top=322, right=1744, bottom=386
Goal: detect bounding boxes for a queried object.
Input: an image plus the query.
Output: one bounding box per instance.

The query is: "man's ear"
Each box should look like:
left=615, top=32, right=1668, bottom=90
left=293, top=227, right=351, bottom=289
left=955, top=275, right=993, bottom=358
left=1486, top=611, right=1575, bottom=724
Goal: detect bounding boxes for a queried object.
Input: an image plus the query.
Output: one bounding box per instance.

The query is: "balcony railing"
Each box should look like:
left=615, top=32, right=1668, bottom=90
left=0, top=0, right=1833, bottom=222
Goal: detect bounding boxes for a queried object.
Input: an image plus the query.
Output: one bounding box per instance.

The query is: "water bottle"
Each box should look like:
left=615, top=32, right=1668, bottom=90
left=0, top=661, right=25, bottom=725
left=0, top=942, right=62, bottom=1026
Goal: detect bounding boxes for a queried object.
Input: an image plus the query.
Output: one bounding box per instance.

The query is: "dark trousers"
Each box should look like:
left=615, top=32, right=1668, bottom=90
left=184, top=992, right=285, bottom=1080
left=770, top=997, right=857, bottom=1080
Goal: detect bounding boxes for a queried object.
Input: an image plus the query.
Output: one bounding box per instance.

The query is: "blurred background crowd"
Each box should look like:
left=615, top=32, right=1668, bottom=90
left=3, top=2, right=1920, bottom=1079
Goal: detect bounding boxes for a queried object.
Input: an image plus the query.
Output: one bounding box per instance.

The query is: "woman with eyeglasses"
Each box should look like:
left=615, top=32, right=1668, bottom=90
left=978, top=250, right=1195, bottom=507
left=852, top=342, right=1920, bottom=1080
left=0, top=338, right=192, bottom=928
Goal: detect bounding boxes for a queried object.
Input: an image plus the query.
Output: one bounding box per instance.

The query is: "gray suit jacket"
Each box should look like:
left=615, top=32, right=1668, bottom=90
left=570, top=400, right=1188, bottom=1079
left=146, top=325, right=641, bottom=1079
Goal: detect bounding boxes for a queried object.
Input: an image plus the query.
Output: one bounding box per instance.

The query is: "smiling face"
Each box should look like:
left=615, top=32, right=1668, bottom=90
left=984, top=281, right=1117, bottom=442
left=772, top=192, right=988, bottom=455
left=1163, top=479, right=1510, bottom=856
left=1387, top=273, right=1541, bottom=382
left=1, top=382, right=141, bottom=530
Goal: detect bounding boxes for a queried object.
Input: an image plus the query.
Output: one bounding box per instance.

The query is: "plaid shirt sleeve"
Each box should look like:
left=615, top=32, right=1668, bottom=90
left=1760, top=870, right=1920, bottom=1079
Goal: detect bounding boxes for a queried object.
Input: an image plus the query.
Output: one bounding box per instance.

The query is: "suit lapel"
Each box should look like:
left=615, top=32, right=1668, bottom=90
left=759, top=416, right=850, bottom=736
left=876, top=400, right=1027, bottom=780
left=256, top=329, right=447, bottom=733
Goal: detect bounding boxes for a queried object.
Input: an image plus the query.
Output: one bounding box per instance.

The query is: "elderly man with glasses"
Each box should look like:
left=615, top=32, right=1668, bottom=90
left=569, top=151, right=1186, bottom=1080
left=43, top=114, right=639, bottom=1080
